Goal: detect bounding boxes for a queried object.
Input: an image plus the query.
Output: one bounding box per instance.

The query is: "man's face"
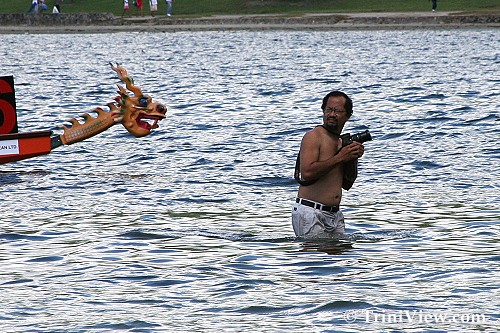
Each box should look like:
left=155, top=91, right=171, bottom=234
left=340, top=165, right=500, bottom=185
left=322, top=96, right=348, bottom=134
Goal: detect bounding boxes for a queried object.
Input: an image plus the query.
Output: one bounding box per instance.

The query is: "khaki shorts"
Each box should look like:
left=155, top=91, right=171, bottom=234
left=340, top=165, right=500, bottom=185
left=292, top=200, right=345, bottom=238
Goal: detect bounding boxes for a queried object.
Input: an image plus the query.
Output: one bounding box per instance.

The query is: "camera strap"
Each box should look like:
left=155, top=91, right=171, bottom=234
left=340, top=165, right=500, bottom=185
left=320, top=124, right=339, bottom=136
left=294, top=151, right=317, bottom=186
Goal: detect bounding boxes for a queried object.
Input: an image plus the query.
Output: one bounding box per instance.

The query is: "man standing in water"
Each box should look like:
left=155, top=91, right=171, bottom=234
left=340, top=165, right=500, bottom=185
left=292, top=91, right=365, bottom=238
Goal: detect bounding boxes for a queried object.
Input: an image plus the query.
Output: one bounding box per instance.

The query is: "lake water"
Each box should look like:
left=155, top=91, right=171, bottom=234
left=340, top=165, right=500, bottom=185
left=0, top=28, right=499, bottom=332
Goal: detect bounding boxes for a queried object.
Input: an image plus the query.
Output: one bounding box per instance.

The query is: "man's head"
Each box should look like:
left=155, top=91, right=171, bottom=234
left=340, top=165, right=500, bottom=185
left=321, top=91, right=353, bottom=117
left=321, top=91, right=352, bottom=134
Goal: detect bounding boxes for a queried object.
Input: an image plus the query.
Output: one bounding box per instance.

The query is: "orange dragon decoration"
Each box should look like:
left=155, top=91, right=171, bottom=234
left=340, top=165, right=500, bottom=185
left=0, top=64, right=167, bottom=164
left=56, top=63, right=167, bottom=145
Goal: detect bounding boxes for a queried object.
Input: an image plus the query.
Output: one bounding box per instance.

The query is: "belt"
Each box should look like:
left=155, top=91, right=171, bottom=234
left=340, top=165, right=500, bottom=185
left=296, top=198, right=339, bottom=213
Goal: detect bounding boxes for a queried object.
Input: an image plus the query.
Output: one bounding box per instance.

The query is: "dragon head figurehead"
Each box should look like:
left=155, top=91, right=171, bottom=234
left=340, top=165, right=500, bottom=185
left=59, top=64, right=168, bottom=146
left=110, top=63, right=167, bottom=138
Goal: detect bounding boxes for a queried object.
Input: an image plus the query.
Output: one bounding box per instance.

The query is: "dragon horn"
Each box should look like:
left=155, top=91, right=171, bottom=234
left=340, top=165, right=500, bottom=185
left=110, top=62, right=129, bottom=82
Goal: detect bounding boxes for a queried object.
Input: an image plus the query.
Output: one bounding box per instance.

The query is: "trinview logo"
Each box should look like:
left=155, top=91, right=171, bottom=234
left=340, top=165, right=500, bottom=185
left=0, top=140, right=19, bottom=155
left=343, top=309, right=491, bottom=324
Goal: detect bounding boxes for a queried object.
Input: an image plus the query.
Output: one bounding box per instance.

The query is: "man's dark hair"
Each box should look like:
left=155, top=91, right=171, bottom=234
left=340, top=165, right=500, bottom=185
left=321, top=91, right=353, bottom=117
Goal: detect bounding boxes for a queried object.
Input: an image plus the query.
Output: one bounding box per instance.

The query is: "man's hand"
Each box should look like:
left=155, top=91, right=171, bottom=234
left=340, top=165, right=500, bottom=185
left=338, top=141, right=364, bottom=161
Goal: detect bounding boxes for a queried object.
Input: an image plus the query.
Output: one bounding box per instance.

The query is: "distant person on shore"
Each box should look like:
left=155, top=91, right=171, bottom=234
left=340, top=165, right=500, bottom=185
left=135, top=0, right=144, bottom=16
left=38, top=0, right=48, bottom=12
left=54, top=0, right=62, bottom=13
left=166, top=0, right=173, bottom=16
left=431, top=0, right=438, bottom=11
left=122, top=0, right=130, bottom=17
left=149, top=0, right=158, bottom=16
left=27, top=0, right=38, bottom=13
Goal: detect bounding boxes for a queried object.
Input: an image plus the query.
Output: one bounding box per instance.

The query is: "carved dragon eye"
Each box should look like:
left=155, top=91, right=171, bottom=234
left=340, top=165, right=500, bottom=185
left=138, top=96, right=148, bottom=107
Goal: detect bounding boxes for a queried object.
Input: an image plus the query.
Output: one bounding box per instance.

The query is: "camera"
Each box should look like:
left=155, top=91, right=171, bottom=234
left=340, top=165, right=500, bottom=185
left=341, top=130, right=372, bottom=147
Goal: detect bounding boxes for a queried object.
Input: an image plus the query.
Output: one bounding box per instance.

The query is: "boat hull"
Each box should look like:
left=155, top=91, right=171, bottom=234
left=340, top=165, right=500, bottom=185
left=0, top=131, right=53, bottom=164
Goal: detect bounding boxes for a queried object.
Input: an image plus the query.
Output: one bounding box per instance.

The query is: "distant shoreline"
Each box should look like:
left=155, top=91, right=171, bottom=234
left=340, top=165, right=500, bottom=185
left=0, top=12, right=498, bottom=34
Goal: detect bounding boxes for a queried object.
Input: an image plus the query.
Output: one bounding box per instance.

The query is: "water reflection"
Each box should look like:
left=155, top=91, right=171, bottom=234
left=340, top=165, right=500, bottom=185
left=299, top=239, right=354, bottom=255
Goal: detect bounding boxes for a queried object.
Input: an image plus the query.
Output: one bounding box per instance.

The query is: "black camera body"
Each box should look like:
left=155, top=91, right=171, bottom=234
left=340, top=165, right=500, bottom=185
left=341, top=130, right=372, bottom=147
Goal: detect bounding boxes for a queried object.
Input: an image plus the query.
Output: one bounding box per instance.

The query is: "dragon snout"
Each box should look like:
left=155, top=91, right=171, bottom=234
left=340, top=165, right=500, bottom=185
left=136, top=112, right=165, bottom=131
left=156, top=104, right=167, bottom=114
left=132, top=103, right=167, bottom=132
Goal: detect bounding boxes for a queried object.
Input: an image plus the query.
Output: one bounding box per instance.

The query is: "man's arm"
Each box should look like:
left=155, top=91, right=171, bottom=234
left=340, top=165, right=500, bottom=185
left=299, top=130, right=342, bottom=182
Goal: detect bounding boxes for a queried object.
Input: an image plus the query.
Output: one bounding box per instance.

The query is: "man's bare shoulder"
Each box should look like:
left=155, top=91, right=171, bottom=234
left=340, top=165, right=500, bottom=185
left=303, top=126, right=323, bottom=141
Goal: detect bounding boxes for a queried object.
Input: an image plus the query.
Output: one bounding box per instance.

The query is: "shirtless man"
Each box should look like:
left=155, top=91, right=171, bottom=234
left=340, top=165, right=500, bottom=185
left=292, top=91, right=365, bottom=238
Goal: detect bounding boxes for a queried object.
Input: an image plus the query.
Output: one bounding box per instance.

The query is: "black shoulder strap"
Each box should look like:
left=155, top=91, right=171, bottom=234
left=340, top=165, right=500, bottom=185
left=294, top=151, right=318, bottom=186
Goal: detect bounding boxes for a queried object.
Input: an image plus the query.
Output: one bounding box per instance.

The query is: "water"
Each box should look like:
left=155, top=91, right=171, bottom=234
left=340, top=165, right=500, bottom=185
left=0, top=29, right=499, bottom=332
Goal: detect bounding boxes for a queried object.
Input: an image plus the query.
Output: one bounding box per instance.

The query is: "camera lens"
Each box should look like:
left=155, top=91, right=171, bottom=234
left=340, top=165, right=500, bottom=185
left=353, top=130, right=372, bottom=144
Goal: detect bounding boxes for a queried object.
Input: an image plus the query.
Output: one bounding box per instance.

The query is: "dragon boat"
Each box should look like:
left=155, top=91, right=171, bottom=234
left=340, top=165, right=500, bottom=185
left=0, top=64, right=166, bottom=165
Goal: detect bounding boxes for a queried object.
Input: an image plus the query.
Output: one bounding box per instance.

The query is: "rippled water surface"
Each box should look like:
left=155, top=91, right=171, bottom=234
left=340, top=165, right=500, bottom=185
left=0, top=29, right=499, bottom=332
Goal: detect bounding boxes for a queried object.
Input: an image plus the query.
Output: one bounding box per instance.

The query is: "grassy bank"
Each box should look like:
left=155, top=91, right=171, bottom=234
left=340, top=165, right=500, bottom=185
left=0, top=0, right=498, bottom=16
